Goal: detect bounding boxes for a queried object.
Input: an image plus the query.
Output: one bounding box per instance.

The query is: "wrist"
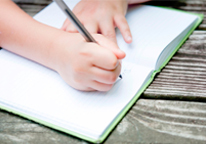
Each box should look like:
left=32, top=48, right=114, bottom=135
left=49, top=31, right=70, bottom=72
left=50, top=32, right=84, bottom=73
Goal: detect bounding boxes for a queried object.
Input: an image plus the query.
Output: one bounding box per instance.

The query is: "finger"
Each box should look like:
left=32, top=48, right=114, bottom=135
left=84, top=21, right=99, bottom=34
left=61, top=18, right=78, bottom=32
left=94, top=34, right=126, bottom=59
left=66, top=17, right=86, bottom=33
left=66, top=22, right=79, bottom=33
left=99, top=18, right=117, bottom=43
left=90, top=63, right=121, bottom=84
left=89, top=80, right=113, bottom=91
left=68, top=76, right=96, bottom=91
left=61, top=19, right=70, bottom=31
left=114, top=15, right=132, bottom=43
left=74, top=85, right=96, bottom=92
left=89, top=45, right=119, bottom=70
left=82, top=87, right=96, bottom=92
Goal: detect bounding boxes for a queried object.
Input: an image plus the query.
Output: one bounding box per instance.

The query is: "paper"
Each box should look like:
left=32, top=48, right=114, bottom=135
left=0, top=49, right=152, bottom=138
left=0, top=0, right=201, bottom=142
left=116, top=6, right=198, bottom=69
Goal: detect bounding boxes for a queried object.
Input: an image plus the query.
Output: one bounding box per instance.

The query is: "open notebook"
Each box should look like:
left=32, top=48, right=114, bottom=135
left=0, top=0, right=203, bottom=143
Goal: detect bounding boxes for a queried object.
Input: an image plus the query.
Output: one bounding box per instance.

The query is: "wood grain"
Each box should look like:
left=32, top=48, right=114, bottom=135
left=146, top=0, right=206, bottom=29
left=143, top=31, right=206, bottom=100
left=14, top=0, right=206, bottom=100
left=0, top=0, right=204, bottom=144
left=13, top=0, right=206, bottom=30
left=13, top=0, right=52, bottom=16
left=1, top=99, right=206, bottom=144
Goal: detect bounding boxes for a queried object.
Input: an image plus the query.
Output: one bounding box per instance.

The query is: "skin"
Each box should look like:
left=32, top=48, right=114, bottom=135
left=62, top=0, right=151, bottom=43
left=0, top=0, right=125, bottom=91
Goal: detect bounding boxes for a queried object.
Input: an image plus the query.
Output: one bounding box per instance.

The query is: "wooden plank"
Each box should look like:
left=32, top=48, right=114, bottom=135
left=143, top=30, right=206, bottom=101
left=12, top=0, right=206, bottom=100
left=0, top=99, right=206, bottom=144
left=13, top=0, right=52, bottom=16
left=146, top=0, right=206, bottom=30
left=0, top=0, right=204, bottom=144
left=13, top=0, right=206, bottom=29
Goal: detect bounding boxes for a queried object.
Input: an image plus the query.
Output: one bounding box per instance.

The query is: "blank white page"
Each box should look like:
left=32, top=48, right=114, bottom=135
left=0, top=0, right=198, bottom=140
left=34, top=0, right=79, bottom=28
left=0, top=49, right=152, bottom=139
left=116, top=5, right=198, bottom=69
left=35, top=2, right=198, bottom=70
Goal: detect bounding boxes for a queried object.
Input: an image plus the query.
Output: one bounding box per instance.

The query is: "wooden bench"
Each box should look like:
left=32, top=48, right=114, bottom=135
left=0, top=0, right=206, bottom=143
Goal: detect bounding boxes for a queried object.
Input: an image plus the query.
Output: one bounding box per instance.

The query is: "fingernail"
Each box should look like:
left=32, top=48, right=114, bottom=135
left=126, top=35, right=132, bottom=42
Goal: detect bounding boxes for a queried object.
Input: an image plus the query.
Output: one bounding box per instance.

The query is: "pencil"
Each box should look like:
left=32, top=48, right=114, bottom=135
left=53, top=0, right=122, bottom=79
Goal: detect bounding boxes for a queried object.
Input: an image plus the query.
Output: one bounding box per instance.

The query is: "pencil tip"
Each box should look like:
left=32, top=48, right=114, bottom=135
left=119, top=75, right=122, bottom=79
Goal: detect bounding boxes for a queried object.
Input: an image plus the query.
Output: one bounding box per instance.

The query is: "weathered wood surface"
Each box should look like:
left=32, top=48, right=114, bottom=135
left=144, top=30, right=206, bottom=101
left=13, top=0, right=206, bottom=100
left=1, top=99, right=206, bottom=144
left=13, top=0, right=52, bottom=17
left=0, top=0, right=205, bottom=144
left=146, top=0, right=206, bottom=30
left=14, top=0, right=206, bottom=29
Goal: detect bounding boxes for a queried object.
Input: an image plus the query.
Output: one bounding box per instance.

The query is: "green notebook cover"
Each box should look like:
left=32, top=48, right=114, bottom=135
left=0, top=5, right=203, bottom=144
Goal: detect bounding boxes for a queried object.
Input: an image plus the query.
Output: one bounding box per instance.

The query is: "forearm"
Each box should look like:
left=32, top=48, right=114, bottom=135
left=127, top=0, right=151, bottom=4
left=0, top=0, right=68, bottom=70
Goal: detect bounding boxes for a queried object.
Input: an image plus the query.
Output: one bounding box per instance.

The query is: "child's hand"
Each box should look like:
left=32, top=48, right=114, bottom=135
left=61, top=0, right=132, bottom=44
left=53, top=33, right=125, bottom=91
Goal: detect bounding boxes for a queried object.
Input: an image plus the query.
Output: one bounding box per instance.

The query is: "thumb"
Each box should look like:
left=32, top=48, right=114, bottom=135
left=93, top=34, right=126, bottom=59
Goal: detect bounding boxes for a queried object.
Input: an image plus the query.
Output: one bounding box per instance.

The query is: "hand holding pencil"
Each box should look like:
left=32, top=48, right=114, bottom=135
left=54, top=0, right=125, bottom=91
left=53, top=0, right=125, bottom=91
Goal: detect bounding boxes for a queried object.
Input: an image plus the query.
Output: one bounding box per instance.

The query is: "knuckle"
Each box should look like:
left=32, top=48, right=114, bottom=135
left=94, top=34, right=104, bottom=41
left=73, top=76, right=82, bottom=84
left=116, top=15, right=129, bottom=27
left=122, top=24, right=131, bottom=32
left=106, top=84, right=113, bottom=91
left=99, top=7, right=108, bottom=15
left=73, top=74, right=81, bottom=83
left=117, top=15, right=126, bottom=23
left=79, top=48, right=94, bottom=63
left=108, top=73, right=117, bottom=83
left=110, top=58, right=118, bottom=68
left=101, top=84, right=113, bottom=92
left=80, top=49, right=93, bottom=58
left=73, top=66, right=84, bottom=76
